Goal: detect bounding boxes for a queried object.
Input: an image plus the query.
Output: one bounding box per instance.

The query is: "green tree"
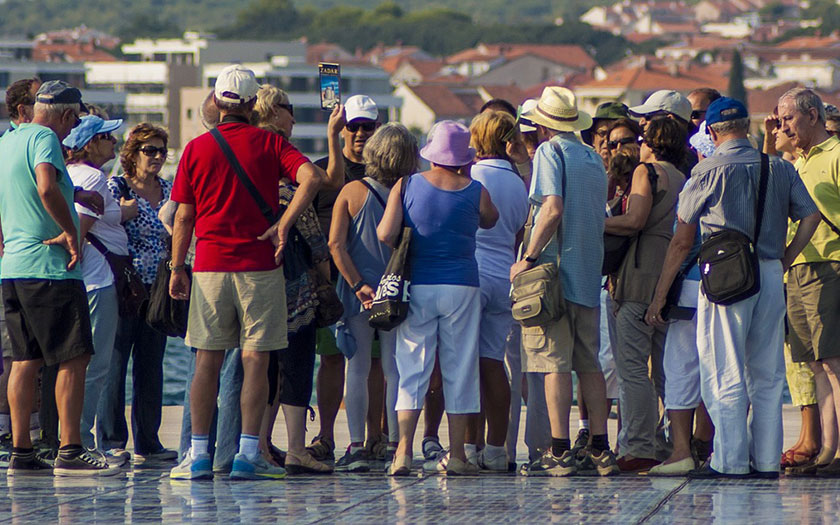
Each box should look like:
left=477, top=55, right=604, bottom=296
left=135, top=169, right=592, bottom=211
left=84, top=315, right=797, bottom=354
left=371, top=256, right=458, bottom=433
left=728, top=49, right=747, bottom=109
left=216, top=0, right=302, bottom=39
left=117, top=12, right=183, bottom=42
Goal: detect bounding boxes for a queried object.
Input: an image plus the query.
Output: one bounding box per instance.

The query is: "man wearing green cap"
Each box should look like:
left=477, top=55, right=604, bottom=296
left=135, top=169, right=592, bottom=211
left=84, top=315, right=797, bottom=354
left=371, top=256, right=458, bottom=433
left=582, top=102, right=630, bottom=166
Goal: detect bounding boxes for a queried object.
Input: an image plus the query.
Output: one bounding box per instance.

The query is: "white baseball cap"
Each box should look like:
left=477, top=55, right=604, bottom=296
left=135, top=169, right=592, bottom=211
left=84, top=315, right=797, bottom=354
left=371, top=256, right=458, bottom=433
left=629, top=90, right=692, bottom=122
left=345, top=95, right=378, bottom=122
left=214, top=64, right=259, bottom=104
left=519, top=99, right=538, bottom=132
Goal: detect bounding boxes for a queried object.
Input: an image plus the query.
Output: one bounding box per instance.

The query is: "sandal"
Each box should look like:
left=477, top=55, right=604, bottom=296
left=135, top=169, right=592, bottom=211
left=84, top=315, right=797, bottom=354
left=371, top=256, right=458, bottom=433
left=780, top=448, right=816, bottom=468
left=285, top=451, right=334, bottom=475
left=306, top=436, right=335, bottom=462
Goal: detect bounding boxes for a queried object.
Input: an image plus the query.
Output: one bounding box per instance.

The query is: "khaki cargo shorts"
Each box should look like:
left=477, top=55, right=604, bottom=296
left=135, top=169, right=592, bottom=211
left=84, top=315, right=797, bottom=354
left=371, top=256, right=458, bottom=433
left=186, top=268, right=288, bottom=352
left=521, top=299, right=601, bottom=374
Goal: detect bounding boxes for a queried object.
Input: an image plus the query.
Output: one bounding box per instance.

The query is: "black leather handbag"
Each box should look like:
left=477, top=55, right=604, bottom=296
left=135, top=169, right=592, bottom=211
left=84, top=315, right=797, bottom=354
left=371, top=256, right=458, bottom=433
left=698, top=153, right=768, bottom=306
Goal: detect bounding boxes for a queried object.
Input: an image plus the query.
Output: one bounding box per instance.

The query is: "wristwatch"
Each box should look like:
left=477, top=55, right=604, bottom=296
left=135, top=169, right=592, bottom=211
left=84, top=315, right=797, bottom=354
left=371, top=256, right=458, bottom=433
left=168, top=261, right=186, bottom=272
left=524, top=254, right=538, bottom=263
left=352, top=280, right=365, bottom=293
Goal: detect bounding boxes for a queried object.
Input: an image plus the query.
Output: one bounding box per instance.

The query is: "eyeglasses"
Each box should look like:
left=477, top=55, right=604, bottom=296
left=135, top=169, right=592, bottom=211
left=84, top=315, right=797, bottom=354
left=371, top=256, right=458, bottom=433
left=139, top=146, right=167, bottom=157
left=607, top=137, right=640, bottom=150
left=346, top=121, right=377, bottom=133
left=690, top=109, right=706, bottom=121
left=276, top=103, right=294, bottom=117
left=642, top=110, right=670, bottom=121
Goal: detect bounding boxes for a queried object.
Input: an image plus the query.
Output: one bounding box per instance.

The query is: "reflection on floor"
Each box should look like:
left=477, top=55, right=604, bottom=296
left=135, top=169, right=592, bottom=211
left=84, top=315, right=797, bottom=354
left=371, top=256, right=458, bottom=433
left=1, top=467, right=839, bottom=524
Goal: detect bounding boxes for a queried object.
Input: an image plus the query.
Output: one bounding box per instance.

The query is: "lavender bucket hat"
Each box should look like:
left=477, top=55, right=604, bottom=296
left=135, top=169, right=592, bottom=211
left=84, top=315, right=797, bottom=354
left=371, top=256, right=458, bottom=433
left=420, top=120, right=476, bottom=167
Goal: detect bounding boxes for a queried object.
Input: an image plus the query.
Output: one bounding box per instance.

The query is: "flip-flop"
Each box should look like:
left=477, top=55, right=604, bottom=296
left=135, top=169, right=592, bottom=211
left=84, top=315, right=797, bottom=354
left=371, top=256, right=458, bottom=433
left=780, top=448, right=817, bottom=468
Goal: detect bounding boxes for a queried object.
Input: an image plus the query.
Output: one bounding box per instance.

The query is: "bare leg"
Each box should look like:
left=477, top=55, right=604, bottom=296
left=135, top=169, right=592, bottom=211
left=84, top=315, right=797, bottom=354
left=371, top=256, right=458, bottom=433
left=190, top=350, right=225, bottom=436
left=240, top=351, right=270, bottom=436
left=54, top=354, right=90, bottom=446
left=395, top=409, right=422, bottom=460
left=822, top=358, right=840, bottom=459
left=481, top=358, right=510, bottom=447
left=259, top=395, right=281, bottom=458
left=447, top=413, right=471, bottom=462
left=693, top=402, right=714, bottom=442
left=0, top=357, right=12, bottom=414
left=577, top=381, right=589, bottom=423
left=663, top=409, right=693, bottom=463
left=281, top=405, right=308, bottom=456
left=544, top=372, right=573, bottom=442
left=315, top=353, right=344, bottom=441
left=8, top=360, right=42, bottom=449
left=800, top=404, right=821, bottom=455
left=423, top=360, right=445, bottom=439
left=578, top=372, right=608, bottom=437
left=810, top=361, right=837, bottom=462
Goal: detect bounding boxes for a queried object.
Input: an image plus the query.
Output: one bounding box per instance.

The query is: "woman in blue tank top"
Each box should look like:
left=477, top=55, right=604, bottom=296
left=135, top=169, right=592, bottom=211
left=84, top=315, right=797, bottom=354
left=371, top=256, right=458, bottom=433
left=377, top=120, right=499, bottom=476
left=328, top=124, right=419, bottom=470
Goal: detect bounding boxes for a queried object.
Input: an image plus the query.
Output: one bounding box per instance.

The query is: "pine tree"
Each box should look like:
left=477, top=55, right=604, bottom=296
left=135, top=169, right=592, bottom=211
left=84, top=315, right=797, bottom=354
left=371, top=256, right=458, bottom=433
left=728, top=50, right=748, bottom=109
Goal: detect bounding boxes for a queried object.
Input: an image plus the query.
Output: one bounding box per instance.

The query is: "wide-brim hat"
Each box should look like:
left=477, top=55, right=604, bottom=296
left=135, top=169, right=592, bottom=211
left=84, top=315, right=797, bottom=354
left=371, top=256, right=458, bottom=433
left=420, top=120, right=476, bottom=167
left=522, top=86, right=592, bottom=132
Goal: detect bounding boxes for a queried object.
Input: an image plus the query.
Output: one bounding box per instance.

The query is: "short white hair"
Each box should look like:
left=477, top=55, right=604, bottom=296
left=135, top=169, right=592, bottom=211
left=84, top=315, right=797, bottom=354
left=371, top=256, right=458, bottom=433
left=780, top=88, right=826, bottom=124
left=708, top=117, right=750, bottom=135
left=34, top=101, right=79, bottom=119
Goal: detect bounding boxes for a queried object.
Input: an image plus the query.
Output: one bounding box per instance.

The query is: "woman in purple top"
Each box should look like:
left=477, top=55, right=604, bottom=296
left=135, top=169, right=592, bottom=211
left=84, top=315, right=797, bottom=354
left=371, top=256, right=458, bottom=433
left=377, top=121, right=498, bottom=476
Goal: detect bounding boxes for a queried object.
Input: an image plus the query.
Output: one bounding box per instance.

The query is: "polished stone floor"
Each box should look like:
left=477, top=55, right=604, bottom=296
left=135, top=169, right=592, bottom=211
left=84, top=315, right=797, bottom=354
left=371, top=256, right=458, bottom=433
left=1, top=407, right=838, bottom=524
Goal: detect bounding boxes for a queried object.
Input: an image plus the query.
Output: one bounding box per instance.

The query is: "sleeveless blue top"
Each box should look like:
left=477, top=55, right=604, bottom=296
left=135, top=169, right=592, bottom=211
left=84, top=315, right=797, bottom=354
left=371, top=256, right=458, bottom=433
left=403, top=173, right=482, bottom=286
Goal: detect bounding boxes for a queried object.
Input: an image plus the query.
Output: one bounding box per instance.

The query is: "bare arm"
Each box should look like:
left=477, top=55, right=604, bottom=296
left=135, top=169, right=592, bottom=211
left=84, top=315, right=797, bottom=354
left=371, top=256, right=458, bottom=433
left=323, top=105, right=346, bottom=191
left=479, top=187, right=499, bottom=229
left=510, top=194, right=563, bottom=281
left=79, top=215, right=97, bottom=240
left=259, top=162, right=325, bottom=264
left=763, top=115, right=777, bottom=156
left=36, top=163, right=80, bottom=270
left=604, top=164, right=653, bottom=235
left=782, top=212, right=820, bottom=271
left=169, top=203, right=195, bottom=300
left=329, top=185, right=376, bottom=309
left=644, top=220, right=697, bottom=326
left=377, top=177, right=405, bottom=248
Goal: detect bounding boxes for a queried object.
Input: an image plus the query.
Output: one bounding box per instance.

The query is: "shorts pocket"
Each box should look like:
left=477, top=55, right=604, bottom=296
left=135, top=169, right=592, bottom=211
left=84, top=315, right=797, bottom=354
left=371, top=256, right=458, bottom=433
left=521, top=325, right=547, bottom=351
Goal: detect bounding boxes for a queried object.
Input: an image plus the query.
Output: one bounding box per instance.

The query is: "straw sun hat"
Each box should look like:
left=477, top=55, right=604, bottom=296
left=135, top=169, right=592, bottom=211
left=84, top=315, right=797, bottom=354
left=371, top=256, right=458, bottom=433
left=521, top=86, right=592, bottom=133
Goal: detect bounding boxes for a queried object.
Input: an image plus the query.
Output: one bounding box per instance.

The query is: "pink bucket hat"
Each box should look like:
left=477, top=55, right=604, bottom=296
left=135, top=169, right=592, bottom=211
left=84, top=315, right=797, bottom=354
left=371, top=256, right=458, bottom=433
left=420, top=120, right=476, bottom=167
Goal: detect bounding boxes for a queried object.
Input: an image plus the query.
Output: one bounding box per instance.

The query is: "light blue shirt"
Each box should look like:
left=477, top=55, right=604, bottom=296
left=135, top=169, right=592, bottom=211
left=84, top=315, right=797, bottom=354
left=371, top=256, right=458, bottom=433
left=0, top=123, right=81, bottom=280
left=530, top=134, right=606, bottom=308
left=678, top=138, right=817, bottom=260
left=473, top=159, right=529, bottom=280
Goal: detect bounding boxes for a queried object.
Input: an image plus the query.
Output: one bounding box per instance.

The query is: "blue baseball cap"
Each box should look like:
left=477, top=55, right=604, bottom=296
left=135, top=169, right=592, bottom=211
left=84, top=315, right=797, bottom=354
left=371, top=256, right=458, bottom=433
left=36, top=80, right=87, bottom=112
left=704, top=97, right=748, bottom=130
left=63, top=115, right=123, bottom=150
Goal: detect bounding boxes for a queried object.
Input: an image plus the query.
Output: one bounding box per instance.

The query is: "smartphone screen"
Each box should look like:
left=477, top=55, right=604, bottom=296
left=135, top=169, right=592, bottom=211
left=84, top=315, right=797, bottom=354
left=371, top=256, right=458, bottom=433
left=319, top=63, right=340, bottom=111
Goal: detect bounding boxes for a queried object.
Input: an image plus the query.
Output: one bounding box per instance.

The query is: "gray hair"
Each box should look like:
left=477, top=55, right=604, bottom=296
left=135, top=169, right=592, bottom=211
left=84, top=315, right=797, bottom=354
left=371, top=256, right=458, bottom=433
left=34, top=101, right=79, bottom=119
left=780, top=87, right=825, bottom=123
left=200, top=90, right=220, bottom=130
left=708, top=117, right=750, bottom=135
left=363, top=123, right=419, bottom=188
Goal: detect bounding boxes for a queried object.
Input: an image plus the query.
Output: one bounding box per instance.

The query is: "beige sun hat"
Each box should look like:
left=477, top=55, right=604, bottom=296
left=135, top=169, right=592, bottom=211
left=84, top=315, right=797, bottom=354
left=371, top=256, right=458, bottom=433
left=521, top=86, right=592, bottom=132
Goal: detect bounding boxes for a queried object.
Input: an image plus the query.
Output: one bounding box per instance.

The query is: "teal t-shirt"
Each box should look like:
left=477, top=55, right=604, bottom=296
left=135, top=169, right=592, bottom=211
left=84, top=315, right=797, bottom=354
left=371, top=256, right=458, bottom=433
left=0, top=123, right=81, bottom=280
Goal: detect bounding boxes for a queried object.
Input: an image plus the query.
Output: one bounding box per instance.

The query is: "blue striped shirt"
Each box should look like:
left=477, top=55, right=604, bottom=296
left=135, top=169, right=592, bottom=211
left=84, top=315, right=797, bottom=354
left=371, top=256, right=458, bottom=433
left=677, top=138, right=817, bottom=260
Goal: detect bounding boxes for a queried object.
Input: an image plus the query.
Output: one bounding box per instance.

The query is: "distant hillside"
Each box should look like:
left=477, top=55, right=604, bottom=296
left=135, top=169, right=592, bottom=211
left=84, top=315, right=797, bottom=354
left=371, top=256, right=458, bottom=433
left=0, top=0, right=612, bottom=38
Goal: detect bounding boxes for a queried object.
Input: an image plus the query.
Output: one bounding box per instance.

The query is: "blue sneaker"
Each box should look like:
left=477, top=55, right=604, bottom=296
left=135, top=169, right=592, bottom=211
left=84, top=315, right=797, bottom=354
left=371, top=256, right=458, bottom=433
left=170, top=450, right=213, bottom=480
left=230, top=453, right=287, bottom=480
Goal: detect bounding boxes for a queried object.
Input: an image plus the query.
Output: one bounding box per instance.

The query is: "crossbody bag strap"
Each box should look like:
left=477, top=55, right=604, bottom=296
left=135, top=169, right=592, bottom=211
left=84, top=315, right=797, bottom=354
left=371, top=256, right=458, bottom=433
left=210, top=127, right=280, bottom=225
left=360, top=178, right=387, bottom=209
left=85, top=232, right=111, bottom=256
left=753, top=153, right=770, bottom=245
left=820, top=212, right=840, bottom=237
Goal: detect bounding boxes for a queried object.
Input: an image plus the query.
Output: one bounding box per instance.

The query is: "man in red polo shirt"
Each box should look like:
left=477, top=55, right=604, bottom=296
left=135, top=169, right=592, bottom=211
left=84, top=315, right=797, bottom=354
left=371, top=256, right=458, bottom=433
left=168, top=64, right=325, bottom=480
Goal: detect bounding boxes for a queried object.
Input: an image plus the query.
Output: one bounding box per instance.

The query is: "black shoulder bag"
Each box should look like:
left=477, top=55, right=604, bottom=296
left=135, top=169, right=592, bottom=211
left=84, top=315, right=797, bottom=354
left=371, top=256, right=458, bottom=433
left=602, top=163, right=658, bottom=275
left=86, top=234, right=148, bottom=318
left=368, top=176, right=412, bottom=331
left=698, top=153, right=769, bottom=306
left=210, top=127, right=311, bottom=281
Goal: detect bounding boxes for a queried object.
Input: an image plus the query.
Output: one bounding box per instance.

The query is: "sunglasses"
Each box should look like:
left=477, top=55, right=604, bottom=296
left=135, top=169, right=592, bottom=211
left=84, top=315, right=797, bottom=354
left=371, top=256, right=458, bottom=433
left=690, top=109, right=706, bottom=121
left=95, top=132, right=116, bottom=142
left=607, top=137, right=640, bottom=150
left=346, top=121, right=376, bottom=133
left=276, top=103, right=294, bottom=117
left=139, top=146, right=167, bottom=157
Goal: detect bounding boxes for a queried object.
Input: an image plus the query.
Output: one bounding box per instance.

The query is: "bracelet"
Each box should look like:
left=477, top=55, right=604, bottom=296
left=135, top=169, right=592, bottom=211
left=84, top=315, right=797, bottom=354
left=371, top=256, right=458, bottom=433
left=524, top=254, right=538, bottom=263
left=352, top=280, right=365, bottom=293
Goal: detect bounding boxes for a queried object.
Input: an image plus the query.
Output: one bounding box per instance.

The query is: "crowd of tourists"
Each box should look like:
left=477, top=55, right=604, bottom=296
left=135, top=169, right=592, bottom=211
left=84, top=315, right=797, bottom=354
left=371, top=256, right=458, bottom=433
left=0, top=63, right=838, bottom=481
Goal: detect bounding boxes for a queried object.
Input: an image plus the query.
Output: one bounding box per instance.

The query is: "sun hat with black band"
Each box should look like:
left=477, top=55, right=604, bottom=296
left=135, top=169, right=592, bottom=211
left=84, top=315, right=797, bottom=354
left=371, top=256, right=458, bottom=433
left=521, top=86, right=592, bottom=133
left=35, top=80, right=87, bottom=112
left=214, top=64, right=260, bottom=104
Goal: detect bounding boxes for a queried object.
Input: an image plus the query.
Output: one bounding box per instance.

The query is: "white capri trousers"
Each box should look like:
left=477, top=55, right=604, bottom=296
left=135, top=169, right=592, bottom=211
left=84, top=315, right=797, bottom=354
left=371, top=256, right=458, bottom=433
left=395, top=284, right=481, bottom=414
left=663, top=279, right=701, bottom=411
left=479, top=275, right=513, bottom=361
left=600, top=289, right=619, bottom=399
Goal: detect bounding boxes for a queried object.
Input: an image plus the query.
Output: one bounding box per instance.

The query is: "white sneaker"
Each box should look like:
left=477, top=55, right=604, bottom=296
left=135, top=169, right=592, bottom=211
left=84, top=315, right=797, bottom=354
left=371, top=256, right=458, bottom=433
left=170, top=450, right=213, bottom=480
left=477, top=449, right=508, bottom=472
left=423, top=449, right=449, bottom=474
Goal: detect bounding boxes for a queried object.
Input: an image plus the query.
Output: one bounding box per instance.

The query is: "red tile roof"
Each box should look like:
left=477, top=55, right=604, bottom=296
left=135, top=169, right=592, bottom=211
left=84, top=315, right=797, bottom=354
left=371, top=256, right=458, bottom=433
left=577, top=61, right=728, bottom=92
left=32, top=43, right=116, bottom=62
left=480, top=85, right=527, bottom=106
left=408, top=84, right=476, bottom=118
left=747, top=81, right=840, bottom=116
left=447, top=43, right=597, bottom=70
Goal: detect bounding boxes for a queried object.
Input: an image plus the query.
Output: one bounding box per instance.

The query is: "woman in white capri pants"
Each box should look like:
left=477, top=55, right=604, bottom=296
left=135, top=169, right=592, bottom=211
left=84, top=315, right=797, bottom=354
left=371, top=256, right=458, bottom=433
left=378, top=121, right=498, bottom=476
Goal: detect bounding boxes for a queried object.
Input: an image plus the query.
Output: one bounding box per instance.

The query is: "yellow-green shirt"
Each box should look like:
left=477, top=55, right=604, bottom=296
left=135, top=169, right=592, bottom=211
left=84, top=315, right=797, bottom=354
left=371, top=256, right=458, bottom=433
left=790, top=135, right=840, bottom=265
